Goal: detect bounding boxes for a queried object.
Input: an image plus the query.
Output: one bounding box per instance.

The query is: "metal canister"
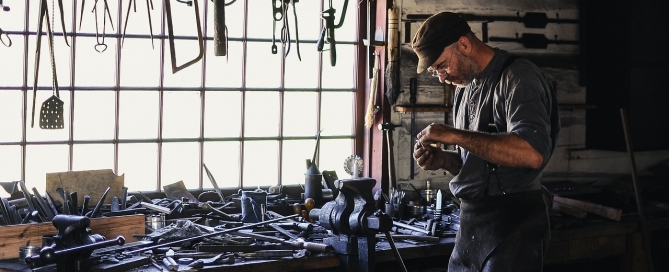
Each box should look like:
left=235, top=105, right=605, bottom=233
left=146, top=214, right=165, bottom=230
left=18, top=246, right=41, bottom=264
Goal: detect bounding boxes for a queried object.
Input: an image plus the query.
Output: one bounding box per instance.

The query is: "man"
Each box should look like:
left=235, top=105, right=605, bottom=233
left=411, top=12, right=560, bottom=271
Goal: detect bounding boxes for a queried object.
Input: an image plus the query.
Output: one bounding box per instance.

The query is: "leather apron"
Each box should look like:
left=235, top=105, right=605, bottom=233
left=448, top=190, right=550, bottom=272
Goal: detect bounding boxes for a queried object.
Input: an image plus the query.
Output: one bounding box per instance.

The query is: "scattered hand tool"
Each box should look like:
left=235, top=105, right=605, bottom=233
left=199, top=201, right=240, bottom=221
left=233, top=229, right=330, bottom=253
left=81, top=195, right=90, bottom=217
left=32, top=188, right=56, bottom=221
left=111, top=196, right=120, bottom=212
left=87, top=187, right=110, bottom=218
left=203, top=163, right=226, bottom=204
left=19, top=181, right=36, bottom=214
left=165, top=0, right=204, bottom=73
left=121, top=187, right=128, bottom=210
left=70, top=191, right=78, bottom=215
left=125, top=214, right=300, bottom=255
left=122, top=0, right=155, bottom=48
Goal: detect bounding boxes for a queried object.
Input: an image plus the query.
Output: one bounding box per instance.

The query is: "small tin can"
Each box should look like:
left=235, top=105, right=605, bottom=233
left=146, top=214, right=166, bottom=230
left=18, top=246, right=41, bottom=264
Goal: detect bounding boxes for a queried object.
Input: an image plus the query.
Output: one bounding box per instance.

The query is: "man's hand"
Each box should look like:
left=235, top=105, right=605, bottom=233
left=413, top=141, right=446, bottom=170
left=416, top=123, right=457, bottom=147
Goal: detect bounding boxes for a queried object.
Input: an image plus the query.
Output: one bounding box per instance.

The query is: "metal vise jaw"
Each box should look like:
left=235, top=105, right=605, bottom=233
left=25, top=215, right=125, bottom=271
left=309, top=178, right=393, bottom=272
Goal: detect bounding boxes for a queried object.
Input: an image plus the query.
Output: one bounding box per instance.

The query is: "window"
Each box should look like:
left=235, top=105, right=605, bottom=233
left=0, top=0, right=361, bottom=195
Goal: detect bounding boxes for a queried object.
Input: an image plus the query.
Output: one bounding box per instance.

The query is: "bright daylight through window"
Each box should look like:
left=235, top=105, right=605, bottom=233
left=0, top=0, right=359, bottom=195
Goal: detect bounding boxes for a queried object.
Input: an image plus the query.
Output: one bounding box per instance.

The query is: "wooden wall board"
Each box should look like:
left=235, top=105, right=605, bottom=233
left=46, top=169, right=124, bottom=206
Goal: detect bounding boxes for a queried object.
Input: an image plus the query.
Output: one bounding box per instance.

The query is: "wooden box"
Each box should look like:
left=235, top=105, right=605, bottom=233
left=0, top=214, right=145, bottom=260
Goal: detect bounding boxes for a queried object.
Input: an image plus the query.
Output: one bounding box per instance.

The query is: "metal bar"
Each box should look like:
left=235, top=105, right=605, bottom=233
left=125, top=214, right=299, bottom=254
left=620, top=108, right=654, bottom=272
left=392, top=221, right=430, bottom=235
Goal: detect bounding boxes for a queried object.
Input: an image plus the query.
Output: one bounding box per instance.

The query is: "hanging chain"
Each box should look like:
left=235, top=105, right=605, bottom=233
left=49, top=0, right=58, bottom=97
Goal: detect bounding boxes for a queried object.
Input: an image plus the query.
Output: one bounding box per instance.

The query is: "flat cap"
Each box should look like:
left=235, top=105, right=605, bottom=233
left=411, top=12, right=471, bottom=73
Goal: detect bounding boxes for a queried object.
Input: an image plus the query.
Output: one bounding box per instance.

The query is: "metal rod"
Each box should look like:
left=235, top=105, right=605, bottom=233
left=392, top=221, right=429, bottom=235
left=125, top=214, right=299, bottom=254
left=384, top=231, right=408, bottom=272
left=620, top=108, right=654, bottom=272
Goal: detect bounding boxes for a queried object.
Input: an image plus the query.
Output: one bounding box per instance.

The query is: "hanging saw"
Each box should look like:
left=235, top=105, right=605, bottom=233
left=317, top=0, right=349, bottom=66
left=165, top=0, right=204, bottom=73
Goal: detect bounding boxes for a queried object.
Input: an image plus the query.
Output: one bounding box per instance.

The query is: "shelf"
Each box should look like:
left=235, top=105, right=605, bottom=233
left=394, top=104, right=598, bottom=113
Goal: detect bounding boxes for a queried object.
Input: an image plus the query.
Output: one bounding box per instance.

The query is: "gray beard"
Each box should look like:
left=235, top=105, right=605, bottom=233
left=452, top=50, right=480, bottom=87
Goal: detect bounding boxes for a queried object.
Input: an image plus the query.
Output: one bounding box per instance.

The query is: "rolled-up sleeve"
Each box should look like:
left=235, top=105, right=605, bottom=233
left=500, top=65, right=554, bottom=165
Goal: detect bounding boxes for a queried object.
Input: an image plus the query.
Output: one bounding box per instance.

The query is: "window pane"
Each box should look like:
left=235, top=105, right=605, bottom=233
left=163, top=38, right=204, bottom=87
left=281, top=139, right=315, bottom=185
left=283, top=92, right=317, bottom=136
left=204, top=91, right=242, bottom=138
left=203, top=141, right=240, bottom=188
left=331, top=0, right=358, bottom=42
left=321, top=91, right=353, bottom=136
left=245, top=91, right=279, bottom=137
left=246, top=42, right=281, bottom=88
left=243, top=140, right=278, bottom=187
left=0, top=91, right=23, bottom=142
left=74, top=37, right=115, bottom=87
left=163, top=91, right=201, bottom=139
left=73, top=91, right=115, bottom=140
left=120, top=38, right=160, bottom=87
left=321, top=44, right=355, bottom=88
left=284, top=43, right=319, bottom=88
left=204, top=41, right=243, bottom=88
left=246, top=0, right=274, bottom=39
left=0, top=38, right=25, bottom=86
left=0, top=145, right=22, bottom=198
left=72, top=144, right=114, bottom=171
left=293, top=0, right=323, bottom=41
left=162, top=142, right=200, bottom=189
left=25, top=144, right=69, bottom=194
left=318, top=138, right=354, bottom=175
left=119, top=91, right=159, bottom=139
left=119, top=143, right=158, bottom=192
left=0, top=1, right=25, bottom=30
left=26, top=91, right=71, bottom=142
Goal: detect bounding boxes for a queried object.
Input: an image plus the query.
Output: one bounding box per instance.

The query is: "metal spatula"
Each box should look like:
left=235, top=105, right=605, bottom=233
left=39, top=95, right=64, bottom=129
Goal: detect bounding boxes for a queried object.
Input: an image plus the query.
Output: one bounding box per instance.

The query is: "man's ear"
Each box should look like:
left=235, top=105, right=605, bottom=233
left=457, top=36, right=472, bottom=53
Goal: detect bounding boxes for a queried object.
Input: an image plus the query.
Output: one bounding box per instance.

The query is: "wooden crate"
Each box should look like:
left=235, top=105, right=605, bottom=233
left=0, top=214, right=145, bottom=260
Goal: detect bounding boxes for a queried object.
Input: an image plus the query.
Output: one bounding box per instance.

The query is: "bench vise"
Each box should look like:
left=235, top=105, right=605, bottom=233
left=25, top=214, right=125, bottom=271
left=309, top=178, right=404, bottom=272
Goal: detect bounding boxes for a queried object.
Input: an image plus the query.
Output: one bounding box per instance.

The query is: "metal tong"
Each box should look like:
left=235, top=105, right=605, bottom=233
left=165, top=0, right=204, bottom=73
left=122, top=0, right=155, bottom=48
left=31, top=0, right=69, bottom=128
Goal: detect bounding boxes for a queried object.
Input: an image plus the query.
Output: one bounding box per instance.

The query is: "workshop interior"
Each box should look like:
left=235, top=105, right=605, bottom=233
left=0, top=0, right=668, bottom=271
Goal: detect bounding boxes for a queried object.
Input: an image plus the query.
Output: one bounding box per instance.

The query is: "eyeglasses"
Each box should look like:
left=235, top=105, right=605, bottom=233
left=427, top=46, right=455, bottom=77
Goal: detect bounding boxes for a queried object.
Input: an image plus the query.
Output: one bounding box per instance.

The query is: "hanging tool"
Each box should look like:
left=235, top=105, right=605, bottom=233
left=122, top=0, right=155, bottom=48
left=385, top=4, right=400, bottom=105
left=489, top=33, right=578, bottom=49
left=165, top=0, right=204, bottom=73
left=92, top=0, right=115, bottom=53
left=378, top=121, right=401, bottom=198
left=317, top=0, right=349, bottom=66
left=0, top=0, right=9, bottom=11
left=409, top=77, right=417, bottom=179
left=270, top=0, right=283, bottom=54
left=620, top=108, right=655, bottom=272
left=364, top=52, right=380, bottom=129
left=31, top=0, right=68, bottom=129
left=0, top=27, right=11, bottom=47
left=203, top=163, right=226, bottom=203
left=279, top=0, right=301, bottom=60
left=212, top=0, right=226, bottom=56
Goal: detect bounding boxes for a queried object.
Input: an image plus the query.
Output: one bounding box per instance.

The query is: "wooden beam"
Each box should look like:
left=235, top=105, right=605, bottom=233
left=553, top=196, right=622, bottom=221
